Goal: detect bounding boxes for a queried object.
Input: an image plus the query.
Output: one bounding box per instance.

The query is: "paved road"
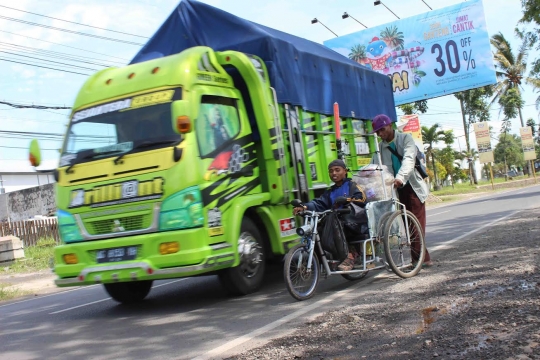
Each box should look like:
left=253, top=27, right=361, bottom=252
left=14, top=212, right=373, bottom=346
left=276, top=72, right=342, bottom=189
left=1, top=184, right=539, bottom=360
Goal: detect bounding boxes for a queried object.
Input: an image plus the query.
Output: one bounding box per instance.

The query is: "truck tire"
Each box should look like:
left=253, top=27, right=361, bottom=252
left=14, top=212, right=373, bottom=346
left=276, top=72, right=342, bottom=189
left=218, top=218, right=266, bottom=295
left=103, top=280, right=153, bottom=304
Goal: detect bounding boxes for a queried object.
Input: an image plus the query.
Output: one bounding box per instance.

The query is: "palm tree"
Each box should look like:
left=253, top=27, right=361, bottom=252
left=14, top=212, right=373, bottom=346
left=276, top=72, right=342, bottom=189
left=490, top=32, right=530, bottom=127
left=456, top=149, right=479, bottom=184
left=349, top=44, right=367, bottom=64
left=380, top=25, right=404, bottom=50
left=421, top=124, right=454, bottom=189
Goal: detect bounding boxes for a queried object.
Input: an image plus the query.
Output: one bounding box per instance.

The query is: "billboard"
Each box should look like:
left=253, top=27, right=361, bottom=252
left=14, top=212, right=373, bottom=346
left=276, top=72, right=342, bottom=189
left=324, top=0, right=496, bottom=105
left=398, top=114, right=425, bottom=159
left=474, top=122, right=494, bottom=163
left=520, top=127, right=537, bottom=161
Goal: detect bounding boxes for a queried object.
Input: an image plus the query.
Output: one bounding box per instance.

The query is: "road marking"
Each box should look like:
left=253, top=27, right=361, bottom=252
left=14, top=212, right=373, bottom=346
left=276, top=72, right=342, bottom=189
left=49, top=298, right=111, bottom=314
left=427, top=210, right=450, bottom=218
left=47, top=279, right=185, bottom=315
left=191, top=280, right=368, bottom=360
left=0, top=285, right=98, bottom=309
left=430, top=210, right=522, bottom=253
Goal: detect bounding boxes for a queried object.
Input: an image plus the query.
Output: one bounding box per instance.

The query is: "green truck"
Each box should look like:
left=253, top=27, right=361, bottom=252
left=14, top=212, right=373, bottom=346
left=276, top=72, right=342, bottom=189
left=30, top=0, right=397, bottom=303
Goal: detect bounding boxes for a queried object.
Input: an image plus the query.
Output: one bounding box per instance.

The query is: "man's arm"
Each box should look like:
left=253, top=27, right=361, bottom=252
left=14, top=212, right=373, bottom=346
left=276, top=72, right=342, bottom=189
left=395, top=133, right=417, bottom=185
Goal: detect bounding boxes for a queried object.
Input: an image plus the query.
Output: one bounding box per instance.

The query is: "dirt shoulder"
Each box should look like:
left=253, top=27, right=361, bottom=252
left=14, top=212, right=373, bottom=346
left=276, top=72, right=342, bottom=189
left=228, top=207, right=540, bottom=360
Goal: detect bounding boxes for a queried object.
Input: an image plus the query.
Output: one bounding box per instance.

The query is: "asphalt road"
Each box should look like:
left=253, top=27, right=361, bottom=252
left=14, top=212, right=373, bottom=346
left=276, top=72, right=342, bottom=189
left=1, top=184, right=539, bottom=360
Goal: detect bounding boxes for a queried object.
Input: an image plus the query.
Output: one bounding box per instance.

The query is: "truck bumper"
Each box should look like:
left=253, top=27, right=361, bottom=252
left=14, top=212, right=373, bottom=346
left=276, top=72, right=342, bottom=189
left=53, top=227, right=235, bottom=287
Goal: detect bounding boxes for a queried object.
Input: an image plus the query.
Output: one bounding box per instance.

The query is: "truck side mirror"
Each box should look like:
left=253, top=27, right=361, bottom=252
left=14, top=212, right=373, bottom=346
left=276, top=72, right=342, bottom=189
left=29, top=139, right=42, bottom=167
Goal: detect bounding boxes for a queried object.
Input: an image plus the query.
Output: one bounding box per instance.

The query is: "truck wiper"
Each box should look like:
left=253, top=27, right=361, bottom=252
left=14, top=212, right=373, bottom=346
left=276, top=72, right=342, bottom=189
left=113, top=138, right=181, bottom=165
left=65, top=150, right=121, bottom=174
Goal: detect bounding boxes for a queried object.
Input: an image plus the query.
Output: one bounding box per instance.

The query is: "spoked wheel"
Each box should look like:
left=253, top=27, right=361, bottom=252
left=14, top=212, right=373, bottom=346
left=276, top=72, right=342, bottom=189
left=283, top=244, right=320, bottom=301
left=382, top=210, right=425, bottom=278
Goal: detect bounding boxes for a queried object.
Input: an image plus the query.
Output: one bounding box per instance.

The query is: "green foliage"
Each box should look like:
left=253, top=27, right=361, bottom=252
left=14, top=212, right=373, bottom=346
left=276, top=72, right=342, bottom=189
left=519, top=0, right=540, bottom=77
left=6, top=237, right=56, bottom=274
left=398, top=100, right=428, bottom=115
left=490, top=32, right=530, bottom=126
left=494, top=133, right=525, bottom=170
left=421, top=123, right=454, bottom=185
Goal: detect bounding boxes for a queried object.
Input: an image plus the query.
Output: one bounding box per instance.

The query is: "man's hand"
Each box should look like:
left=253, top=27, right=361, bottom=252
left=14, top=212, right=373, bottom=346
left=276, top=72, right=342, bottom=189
left=293, top=206, right=306, bottom=215
left=393, top=178, right=403, bottom=188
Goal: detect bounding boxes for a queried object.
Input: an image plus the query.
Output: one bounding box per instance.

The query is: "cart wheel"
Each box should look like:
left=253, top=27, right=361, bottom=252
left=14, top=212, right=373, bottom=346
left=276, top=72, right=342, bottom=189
left=283, top=244, right=320, bottom=301
left=341, top=271, right=368, bottom=281
left=382, top=210, right=425, bottom=278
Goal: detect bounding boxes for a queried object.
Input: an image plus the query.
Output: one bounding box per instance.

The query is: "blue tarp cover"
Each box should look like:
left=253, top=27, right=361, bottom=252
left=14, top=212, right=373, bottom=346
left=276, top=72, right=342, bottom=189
left=131, top=0, right=397, bottom=120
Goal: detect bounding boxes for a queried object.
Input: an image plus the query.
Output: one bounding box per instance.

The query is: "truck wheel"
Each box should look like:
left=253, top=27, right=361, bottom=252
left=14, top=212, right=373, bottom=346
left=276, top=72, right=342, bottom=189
left=103, top=280, right=153, bottom=304
left=218, top=218, right=266, bottom=295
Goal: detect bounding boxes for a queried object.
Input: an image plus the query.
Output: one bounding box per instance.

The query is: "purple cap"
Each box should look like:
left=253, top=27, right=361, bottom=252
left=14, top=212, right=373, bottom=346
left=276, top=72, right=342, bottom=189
left=370, top=114, right=393, bottom=134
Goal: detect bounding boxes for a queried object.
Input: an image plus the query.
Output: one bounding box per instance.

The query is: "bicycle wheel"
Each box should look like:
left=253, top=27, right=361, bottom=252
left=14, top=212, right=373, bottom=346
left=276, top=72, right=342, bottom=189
left=283, top=244, right=320, bottom=301
left=382, top=210, right=425, bottom=278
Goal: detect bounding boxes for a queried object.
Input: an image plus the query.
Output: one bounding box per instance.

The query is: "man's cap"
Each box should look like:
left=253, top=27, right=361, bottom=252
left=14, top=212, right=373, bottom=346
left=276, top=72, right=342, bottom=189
left=369, top=114, right=393, bottom=134
left=328, top=159, right=347, bottom=170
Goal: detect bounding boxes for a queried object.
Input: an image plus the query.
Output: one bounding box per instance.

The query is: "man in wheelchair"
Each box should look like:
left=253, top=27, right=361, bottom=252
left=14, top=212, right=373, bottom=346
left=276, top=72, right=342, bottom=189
left=293, top=159, right=368, bottom=271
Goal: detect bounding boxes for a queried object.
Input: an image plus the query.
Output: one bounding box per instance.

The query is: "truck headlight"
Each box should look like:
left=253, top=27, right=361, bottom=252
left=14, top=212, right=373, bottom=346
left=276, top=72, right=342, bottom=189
left=159, top=186, right=204, bottom=231
left=57, top=210, right=83, bottom=243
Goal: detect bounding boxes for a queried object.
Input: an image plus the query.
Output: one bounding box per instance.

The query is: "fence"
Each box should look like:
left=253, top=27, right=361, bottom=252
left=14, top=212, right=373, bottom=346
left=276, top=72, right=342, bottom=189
left=0, top=218, right=60, bottom=247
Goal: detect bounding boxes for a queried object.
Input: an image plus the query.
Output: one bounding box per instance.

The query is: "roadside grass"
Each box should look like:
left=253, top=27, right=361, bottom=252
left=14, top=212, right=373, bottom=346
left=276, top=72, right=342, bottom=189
left=0, top=283, right=31, bottom=301
left=432, top=175, right=533, bottom=197
left=5, top=237, right=56, bottom=274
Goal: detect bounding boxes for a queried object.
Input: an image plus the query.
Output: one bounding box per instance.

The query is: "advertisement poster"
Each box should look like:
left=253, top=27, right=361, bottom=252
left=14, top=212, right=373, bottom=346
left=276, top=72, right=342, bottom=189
left=520, top=127, right=537, bottom=161
left=398, top=114, right=426, bottom=164
left=324, top=0, right=496, bottom=105
left=474, top=122, right=494, bottom=163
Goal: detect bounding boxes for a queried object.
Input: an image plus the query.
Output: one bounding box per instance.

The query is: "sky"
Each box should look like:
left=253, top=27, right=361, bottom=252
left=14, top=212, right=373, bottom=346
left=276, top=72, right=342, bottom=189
left=0, top=0, right=537, bottom=172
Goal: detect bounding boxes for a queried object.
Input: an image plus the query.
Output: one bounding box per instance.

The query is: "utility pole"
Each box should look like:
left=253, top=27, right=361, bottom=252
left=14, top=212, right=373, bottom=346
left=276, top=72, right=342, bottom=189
left=459, top=98, right=474, bottom=185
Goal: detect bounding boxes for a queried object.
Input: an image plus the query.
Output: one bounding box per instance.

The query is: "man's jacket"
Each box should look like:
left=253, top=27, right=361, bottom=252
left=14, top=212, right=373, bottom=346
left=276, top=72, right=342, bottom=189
left=304, top=178, right=366, bottom=212
left=371, top=131, right=429, bottom=203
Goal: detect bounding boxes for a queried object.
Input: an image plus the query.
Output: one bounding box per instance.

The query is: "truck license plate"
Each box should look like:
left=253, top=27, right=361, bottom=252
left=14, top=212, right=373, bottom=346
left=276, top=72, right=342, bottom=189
left=96, top=246, right=137, bottom=263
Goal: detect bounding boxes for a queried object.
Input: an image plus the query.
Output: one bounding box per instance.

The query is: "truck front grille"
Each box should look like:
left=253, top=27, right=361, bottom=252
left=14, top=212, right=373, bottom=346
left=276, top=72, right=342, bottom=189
left=89, top=215, right=146, bottom=235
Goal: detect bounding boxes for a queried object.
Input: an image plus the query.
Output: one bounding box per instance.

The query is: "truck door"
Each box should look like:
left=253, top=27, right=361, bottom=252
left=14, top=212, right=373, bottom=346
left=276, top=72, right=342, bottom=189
left=196, top=93, right=260, bottom=212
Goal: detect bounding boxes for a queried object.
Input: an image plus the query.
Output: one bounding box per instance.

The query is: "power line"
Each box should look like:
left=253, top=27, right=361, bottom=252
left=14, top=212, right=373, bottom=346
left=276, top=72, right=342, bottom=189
left=0, top=41, right=122, bottom=66
left=0, top=5, right=149, bottom=39
left=0, top=30, right=130, bottom=61
left=0, top=15, right=145, bottom=46
left=0, top=51, right=101, bottom=71
left=0, top=101, right=71, bottom=110
left=0, top=58, right=90, bottom=76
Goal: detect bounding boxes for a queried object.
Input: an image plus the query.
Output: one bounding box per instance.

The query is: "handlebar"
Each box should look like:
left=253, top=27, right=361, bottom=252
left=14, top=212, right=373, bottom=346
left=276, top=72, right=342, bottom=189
left=296, top=206, right=350, bottom=218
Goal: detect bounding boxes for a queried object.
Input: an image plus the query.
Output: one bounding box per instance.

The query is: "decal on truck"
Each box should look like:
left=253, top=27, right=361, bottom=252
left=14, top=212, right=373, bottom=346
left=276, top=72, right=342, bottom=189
left=207, top=207, right=224, bottom=236
left=69, top=177, right=164, bottom=208
left=279, top=218, right=296, bottom=237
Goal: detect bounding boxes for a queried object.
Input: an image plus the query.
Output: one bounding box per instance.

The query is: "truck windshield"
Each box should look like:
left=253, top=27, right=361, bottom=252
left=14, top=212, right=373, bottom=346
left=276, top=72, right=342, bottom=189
left=60, top=102, right=181, bottom=167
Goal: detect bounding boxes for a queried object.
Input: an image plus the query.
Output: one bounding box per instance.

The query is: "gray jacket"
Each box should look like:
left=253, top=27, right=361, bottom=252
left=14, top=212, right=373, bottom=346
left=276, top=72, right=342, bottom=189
left=371, top=131, right=429, bottom=203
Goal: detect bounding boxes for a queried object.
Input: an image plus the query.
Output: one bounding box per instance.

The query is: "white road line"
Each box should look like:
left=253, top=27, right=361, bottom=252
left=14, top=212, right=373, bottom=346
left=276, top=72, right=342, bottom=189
left=191, top=280, right=368, bottom=360
left=151, top=278, right=186, bottom=288
left=47, top=279, right=185, bottom=315
left=429, top=210, right=522, bottom=253
left=0, top=285, right=99, bottom=309
left=427, top=210, right=450, bottom=217
left=49, top=298, right=111, bottom=314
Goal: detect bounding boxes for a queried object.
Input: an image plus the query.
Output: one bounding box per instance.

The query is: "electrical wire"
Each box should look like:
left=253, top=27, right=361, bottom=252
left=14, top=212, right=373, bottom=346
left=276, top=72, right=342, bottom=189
left=0, top=50, right=101, bottom=71
left=0, top=101, right=71, bottom=110
left=0, top=58, right=90, bottom=76
left=0, top=15, right=145, bottom=46
left=0, top=5, right=149, bottom=39
left=0, top=41, right=122, bottom=66
left=0, top=30, right=130, bottom=61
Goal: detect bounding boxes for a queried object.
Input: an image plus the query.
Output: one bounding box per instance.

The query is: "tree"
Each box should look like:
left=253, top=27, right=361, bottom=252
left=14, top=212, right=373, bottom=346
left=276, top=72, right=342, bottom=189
left=455, top=148, right=479, bottom=184
left=436, top=146, right=457, bottom=188
left=454, top=86, right=492, bottom=184
left=398, top=100, right=428, bottom=115
left=490, top=32, right=530, bottom=127
left=494, top=133, right=525, bottom=172
left=380, top=25, right=404, bottom=50
left=421, top=124, right=454, bottom=189
left=349, top=44, right=367, bottom=64
left=519, top=0, right=540, bottom=77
